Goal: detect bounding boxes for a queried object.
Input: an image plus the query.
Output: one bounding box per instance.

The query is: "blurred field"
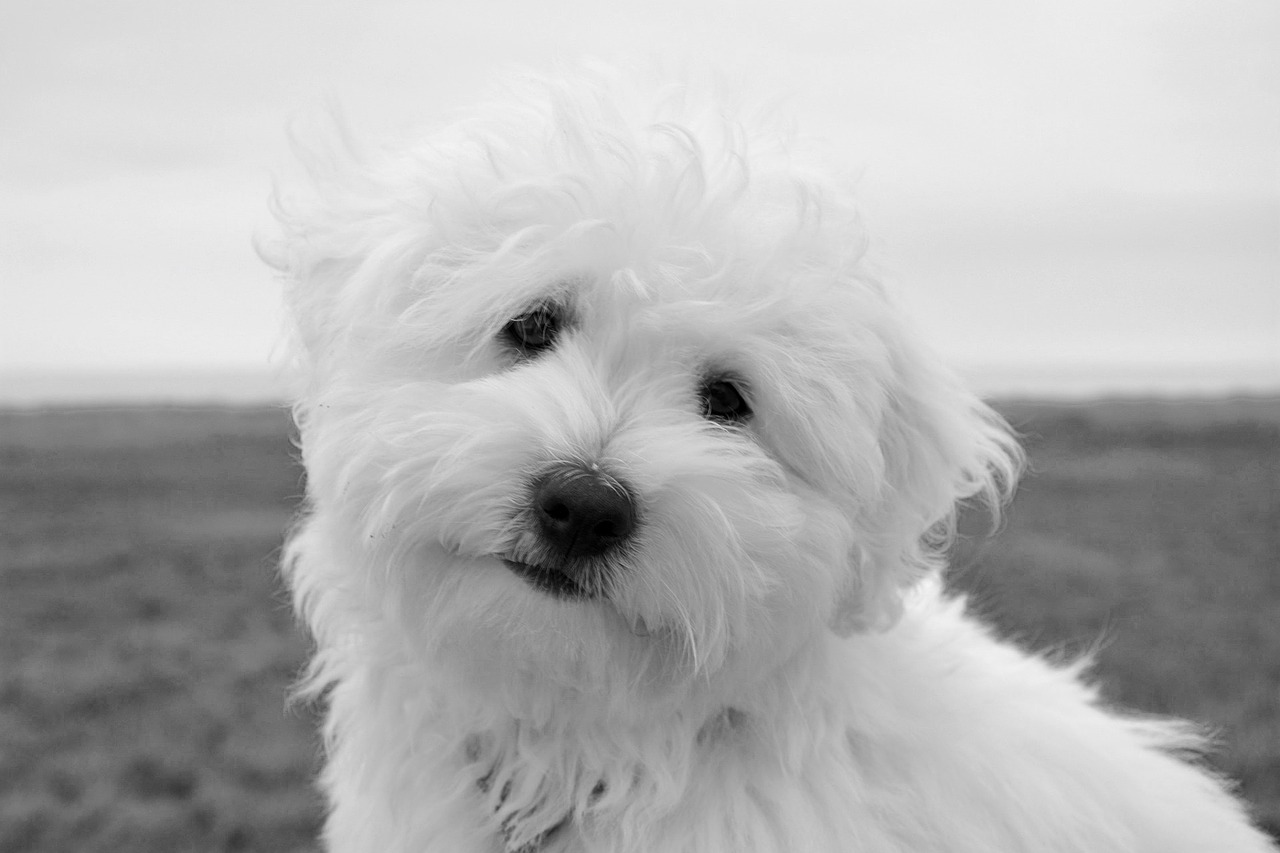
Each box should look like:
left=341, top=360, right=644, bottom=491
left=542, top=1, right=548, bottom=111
left=1, top=398, right=1277, bottom=851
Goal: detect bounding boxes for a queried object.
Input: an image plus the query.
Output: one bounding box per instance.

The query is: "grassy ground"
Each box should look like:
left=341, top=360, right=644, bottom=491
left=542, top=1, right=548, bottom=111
left=1, top=399, right=1277, bottom=850
left=0, top=408, right=316, bottom=852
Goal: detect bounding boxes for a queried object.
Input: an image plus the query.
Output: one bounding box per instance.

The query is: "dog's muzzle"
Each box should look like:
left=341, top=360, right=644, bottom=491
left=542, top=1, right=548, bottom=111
left=503, top=462, right=638, bottom=599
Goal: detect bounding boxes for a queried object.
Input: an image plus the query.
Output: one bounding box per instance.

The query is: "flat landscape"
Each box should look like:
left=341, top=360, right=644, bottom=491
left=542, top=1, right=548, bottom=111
left=1, top=398, right=1277, bottom=851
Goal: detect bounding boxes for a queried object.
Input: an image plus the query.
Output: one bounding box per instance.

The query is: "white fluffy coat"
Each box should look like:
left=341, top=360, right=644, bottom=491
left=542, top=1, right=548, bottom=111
left=268, top=66, right=1275, bottom=852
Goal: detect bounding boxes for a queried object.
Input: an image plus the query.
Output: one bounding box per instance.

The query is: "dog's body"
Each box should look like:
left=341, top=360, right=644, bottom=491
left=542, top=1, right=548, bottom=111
left=271, top=67, right=1275, bottom=852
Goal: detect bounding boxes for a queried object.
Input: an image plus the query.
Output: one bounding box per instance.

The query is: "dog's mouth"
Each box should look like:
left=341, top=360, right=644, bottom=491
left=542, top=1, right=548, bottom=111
left=501, top=558, right=597, bottom=600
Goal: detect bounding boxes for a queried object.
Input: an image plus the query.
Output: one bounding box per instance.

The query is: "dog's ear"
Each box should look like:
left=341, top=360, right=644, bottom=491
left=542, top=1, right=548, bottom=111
left=829, top=342, right=1021, bottom=636
left=258, top=113, right=422, bottom=374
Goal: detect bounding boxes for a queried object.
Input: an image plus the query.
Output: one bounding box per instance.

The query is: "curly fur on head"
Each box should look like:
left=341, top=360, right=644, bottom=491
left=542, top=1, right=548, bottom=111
left=267, top=64, right=1274, bottom=852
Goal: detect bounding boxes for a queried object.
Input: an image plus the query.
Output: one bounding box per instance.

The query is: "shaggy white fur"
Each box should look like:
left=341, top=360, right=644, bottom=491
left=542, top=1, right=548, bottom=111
left=267, top=65, right=1276, bottom=852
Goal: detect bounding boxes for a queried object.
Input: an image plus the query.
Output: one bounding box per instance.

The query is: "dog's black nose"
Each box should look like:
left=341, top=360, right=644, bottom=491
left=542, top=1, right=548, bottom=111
left=532, top=464, right=636, bottom=559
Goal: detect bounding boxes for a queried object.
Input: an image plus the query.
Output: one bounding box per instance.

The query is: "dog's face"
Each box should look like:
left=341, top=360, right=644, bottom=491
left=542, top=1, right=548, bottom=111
left=276, top=71, right=1016, bottom=713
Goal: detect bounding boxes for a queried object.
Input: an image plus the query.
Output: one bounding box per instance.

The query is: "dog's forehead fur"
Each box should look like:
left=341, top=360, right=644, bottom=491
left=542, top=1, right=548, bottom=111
left=280, top=67, right=873, bottom=356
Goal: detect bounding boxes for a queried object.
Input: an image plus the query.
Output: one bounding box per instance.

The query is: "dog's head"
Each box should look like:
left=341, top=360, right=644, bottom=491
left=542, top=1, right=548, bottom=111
left=270, top=67, right=1019, bottom=711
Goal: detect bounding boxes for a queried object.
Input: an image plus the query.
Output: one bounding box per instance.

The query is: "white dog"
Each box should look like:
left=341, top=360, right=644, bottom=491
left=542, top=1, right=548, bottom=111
left=268, top=66, right=1275, bottom=852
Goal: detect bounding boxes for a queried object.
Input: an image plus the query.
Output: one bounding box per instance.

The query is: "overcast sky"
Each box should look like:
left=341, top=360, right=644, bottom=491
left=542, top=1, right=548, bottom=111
left=1, top=0, right=1276, bottom=397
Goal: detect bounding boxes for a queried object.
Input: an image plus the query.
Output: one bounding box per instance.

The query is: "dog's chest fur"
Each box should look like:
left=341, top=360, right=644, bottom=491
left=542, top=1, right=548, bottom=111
left=311, top=582, right=1275, bottom=853
left=463, top=706, right=753, bottom=852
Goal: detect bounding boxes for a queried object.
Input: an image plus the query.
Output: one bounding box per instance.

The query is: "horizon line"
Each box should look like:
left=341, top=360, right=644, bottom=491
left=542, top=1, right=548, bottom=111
left=1, top=362, right=1276, bottom=407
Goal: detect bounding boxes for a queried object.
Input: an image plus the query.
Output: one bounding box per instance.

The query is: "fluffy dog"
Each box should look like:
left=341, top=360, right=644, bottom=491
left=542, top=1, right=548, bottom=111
left=268, top=67, right=1275, bottom=852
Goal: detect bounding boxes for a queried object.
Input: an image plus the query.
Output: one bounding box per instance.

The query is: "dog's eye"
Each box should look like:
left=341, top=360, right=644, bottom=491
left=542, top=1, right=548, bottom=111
left=502, top=306, right=562, bottom=357
left=700, top=378, right=752, bottom=423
